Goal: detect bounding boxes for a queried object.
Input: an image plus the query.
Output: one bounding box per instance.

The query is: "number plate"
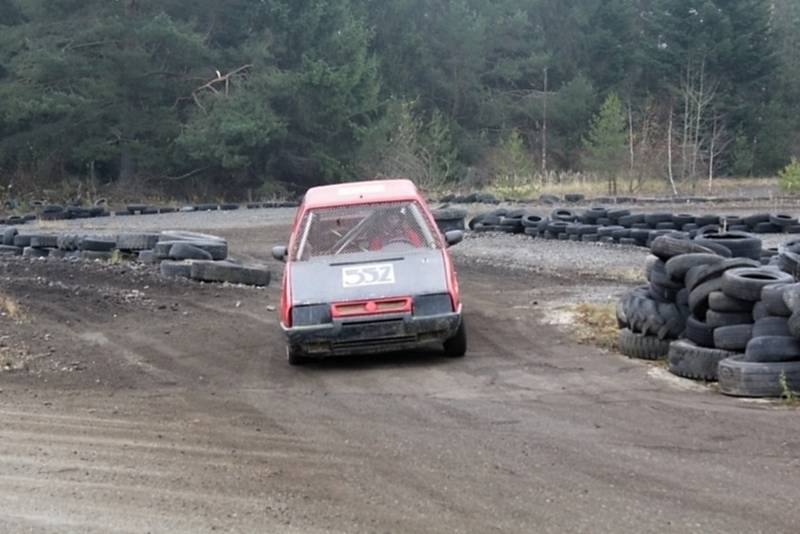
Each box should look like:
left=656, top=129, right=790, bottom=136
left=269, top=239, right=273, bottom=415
left=342, top=264, right=396, bottom=288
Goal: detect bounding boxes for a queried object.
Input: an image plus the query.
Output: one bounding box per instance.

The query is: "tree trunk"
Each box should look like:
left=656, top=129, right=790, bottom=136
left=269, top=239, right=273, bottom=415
left=667, top=104, right=677, bottom=195
left=541, top=67, right=548, bottom=174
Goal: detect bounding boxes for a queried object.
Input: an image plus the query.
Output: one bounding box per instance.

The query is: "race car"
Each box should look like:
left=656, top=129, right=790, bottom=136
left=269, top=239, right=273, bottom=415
left=272, top=178, right=466, bottom=365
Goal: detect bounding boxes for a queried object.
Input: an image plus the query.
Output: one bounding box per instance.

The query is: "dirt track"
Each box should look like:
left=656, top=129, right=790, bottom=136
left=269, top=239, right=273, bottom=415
left=1, top=215, right=799, bottom=533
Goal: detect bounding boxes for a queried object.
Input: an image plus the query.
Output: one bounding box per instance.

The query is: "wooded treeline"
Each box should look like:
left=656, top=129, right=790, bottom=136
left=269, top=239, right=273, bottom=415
left=0, top=0, right=797, bottom=198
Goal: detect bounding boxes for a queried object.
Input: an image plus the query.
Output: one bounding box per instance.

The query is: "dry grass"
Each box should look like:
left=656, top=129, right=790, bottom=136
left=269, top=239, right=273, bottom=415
left=481, top=173, right=783, bottom=200
left=0, top=292, right=25, bottom=322
left=569, top=302, right=619, bottom=351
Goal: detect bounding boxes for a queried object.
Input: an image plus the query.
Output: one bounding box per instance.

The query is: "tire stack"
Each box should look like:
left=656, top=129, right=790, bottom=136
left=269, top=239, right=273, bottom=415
left=468, top=207, right=800, bottom=248
left=716, top=281, right=800, bottom=397
left=431, top=207, right=468, bottom=234
left=669, top=259, right=792, bottom=382
left=0, top=227, right=270, bottom=287
left=615, top=236, right=707, bottom=360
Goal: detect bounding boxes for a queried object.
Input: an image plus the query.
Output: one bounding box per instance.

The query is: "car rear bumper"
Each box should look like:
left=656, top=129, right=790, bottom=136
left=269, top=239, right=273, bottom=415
left=282, top=310, right=462, bottom=357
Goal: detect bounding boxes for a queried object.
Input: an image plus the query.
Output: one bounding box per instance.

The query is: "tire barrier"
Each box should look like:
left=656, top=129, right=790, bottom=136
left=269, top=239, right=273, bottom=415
left=470, top=208, right=800, bottom=247
left=615, top=231, right=800, bottom=397
left=0, top=201, right=301, bottom=226
left=0, top=227, right=270, bottom=287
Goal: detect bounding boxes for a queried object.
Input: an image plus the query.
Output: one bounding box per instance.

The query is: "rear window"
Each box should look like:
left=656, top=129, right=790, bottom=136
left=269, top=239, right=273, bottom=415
left=291, top=201, right=439, bottom=261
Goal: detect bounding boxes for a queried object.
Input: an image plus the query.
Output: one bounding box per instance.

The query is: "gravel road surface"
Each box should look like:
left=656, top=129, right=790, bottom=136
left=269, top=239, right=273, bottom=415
left=0, top=209, right=798, bottom=533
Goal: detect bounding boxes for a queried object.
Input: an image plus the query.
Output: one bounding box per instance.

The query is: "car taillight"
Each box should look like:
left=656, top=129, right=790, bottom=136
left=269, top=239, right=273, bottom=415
left=291, top=304, right=332, bottom=326
left=413, top=294, right=453, bottom=316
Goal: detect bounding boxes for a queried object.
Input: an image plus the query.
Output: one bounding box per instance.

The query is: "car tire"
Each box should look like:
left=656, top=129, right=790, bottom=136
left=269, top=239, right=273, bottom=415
left=705, top=310, right=753, bottom=329
left=721, top=268, right=793, bottom=301
left=664, top=253, right=724, bottom=281
left=444, top=319, right=467, bottom=358
left=708, top=291, right=753, bottom=313
left=668, top=339, right=735, bottom=380
left=761, top=283, right=792, bottom=316
left=713, top=324, right=753, bottom=352
left=617, top=329, right=670, bottom=360
left=189, top=260, right=271, bottom=286
left=684, top=315, right=715, bottom=348
left=752, top=316, right=791, bottom=338
left=287, top=344, right=311, bottom=366
left=694, top=231, right=762, bottom=259
left=744, top=335, right=800, bottom=363
left=718, top=355, right=800, bottom=397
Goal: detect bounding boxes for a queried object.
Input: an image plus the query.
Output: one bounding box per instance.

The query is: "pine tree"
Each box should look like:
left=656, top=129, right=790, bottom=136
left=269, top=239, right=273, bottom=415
left=583, top=93, right=627, bottom=194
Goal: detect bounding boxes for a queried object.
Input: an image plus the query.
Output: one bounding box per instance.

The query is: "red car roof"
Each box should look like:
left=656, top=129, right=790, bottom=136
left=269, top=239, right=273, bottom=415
left=302, top=179, right=422, bottom=210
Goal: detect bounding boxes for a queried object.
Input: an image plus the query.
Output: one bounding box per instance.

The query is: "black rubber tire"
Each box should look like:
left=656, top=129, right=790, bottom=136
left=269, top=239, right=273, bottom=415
left=649, top=281, right=680, bottom=303
left=287, top=344, right=311, bottom=366
left=752, top=222, right=782, bottom=234
left=521, top=214, right=544, bottom=228
left=116, top=232, right=161, bottom=251
left=713, top=324, right=753, bottom=351
left=79, top=237, right=116, bottom=252
left=788, top=311, right=800, bottom=338
left=22, top=246, right=49, bottom=258
left=694, top=231, right=762, bottom=260
left=607, top=208, right=630, bottom=220
left=550, top=209, right=577, bottom=222
left=668, top=339, right=736, bottom=380
left=126, top=203, right=149, bottom=214
left=189, top=260, right=271, bottom=286
left=169, top=242, right=214, bottom=261
left=695, top=215, right=720, bottom=227
left=649, top=235, right=714, bottom=261
left=617, top=329, right=670, bottom=360
left=432, top=207, right=468, bottom=221
left=744, top=336, right=800, bottom=363
left=13, top=235, right=31, bottom=247
left=752, top=317, right=790, bottom=338
left=770, top=214, right=798, bottom=227
left=648, top=260, right=683, bottom=289
left=664, top=253, right=724, bottom=281
left=2, top=227, right=17, bottom=246
left=684, top=315, right=715, bottom=348
left=29, top=235, right=58, bottom=248
left=761, top=283, right=792, bottom=316
left=708, top=291, right=753, bottom=313
left=468, top=215, right=486, bottom=230
left=781, top=283, right=800, bottom=313
left=719, top=355, right=800, bottom=397
left=644, top=213, right=672, bottom=226
left=705, top=310, right=754, bottom=329
left=0, top=245, right=22, bottom=256
left=688, top=277, right=723, bottom=317
left=685, top=258, right=761, bottom=293
left=160, top=230, right=226, bottom=243
left=743, top=213, right=770, bottom=227
left=752, top=301, right=769, bottom=321
left=160, top=260, right=194, bottom=279
left=619, top=237, right=638, bottom=246
left=721, top=268, right=793, bottom=301
left=672, top=214, right=695, bottom=227
left=155, top=240, right=227, bottom=261
left=443, top=319, right=467, bottom=357
left=546, top=221, right=570, bottom=234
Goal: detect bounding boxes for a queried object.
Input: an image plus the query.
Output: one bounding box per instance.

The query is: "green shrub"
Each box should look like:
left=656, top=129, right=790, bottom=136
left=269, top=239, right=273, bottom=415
left=778, top=157, right=800, bottom=193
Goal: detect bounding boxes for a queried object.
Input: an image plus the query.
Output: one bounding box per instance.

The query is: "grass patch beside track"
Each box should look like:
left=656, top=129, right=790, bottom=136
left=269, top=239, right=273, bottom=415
left=0, top=292, right=25, bottom=322
left=570, top=302, right=619, bottom=351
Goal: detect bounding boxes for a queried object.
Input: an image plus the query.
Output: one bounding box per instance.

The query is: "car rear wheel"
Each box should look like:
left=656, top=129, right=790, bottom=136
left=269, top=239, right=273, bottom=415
left=443, top=319, right=467, bottom=358
left=287, top=344, right=310, bottom=366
